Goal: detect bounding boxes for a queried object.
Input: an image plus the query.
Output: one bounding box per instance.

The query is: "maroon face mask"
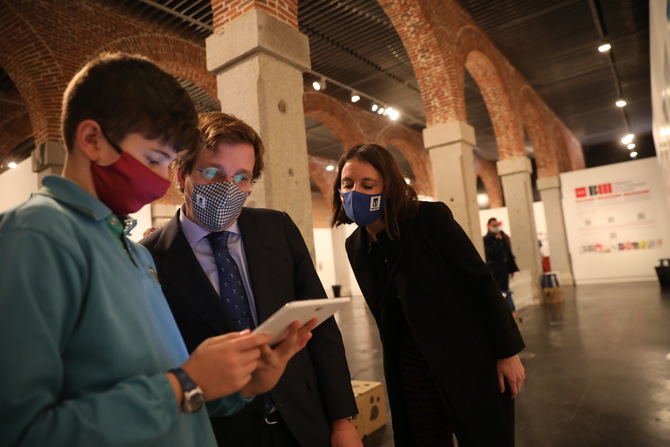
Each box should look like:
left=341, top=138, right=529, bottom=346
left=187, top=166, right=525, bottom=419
left=91, top=130, right=170, bottom=216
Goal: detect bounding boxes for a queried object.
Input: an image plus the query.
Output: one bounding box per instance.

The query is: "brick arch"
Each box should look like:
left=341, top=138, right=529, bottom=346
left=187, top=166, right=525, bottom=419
left=474, top=155, right=503, bottom=208
left=552, top=121, right=571, bottom=173
left=520, top=88, right=558, bottom=178
left=0, top=2, right=65, bottom=146
left=90, top=35, right=217, bottom=100
left=376, top=0, right=466, bottom=124
left=0, top=111, right=33, bottom=163
left=303, top=91, right=366, bottom=150
left=460, top=40, right=524, bottom=160
left=375, top=125, right=433, bottom=196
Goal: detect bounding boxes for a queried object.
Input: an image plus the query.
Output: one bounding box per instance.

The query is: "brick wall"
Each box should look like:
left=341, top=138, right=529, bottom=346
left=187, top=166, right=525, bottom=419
left=378, top=0, right=582, bottom=172
left=474, top=155, right=504, bottom=208
left=304, top=90, right=433, bottom=196
left=212, top=0, right=298, bottom=32
left=0, top=0, right=214, bottom=149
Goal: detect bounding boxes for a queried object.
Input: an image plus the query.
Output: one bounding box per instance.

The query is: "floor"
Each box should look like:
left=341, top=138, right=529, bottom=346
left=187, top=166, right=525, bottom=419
left=336, top=282, right=670, bottom=447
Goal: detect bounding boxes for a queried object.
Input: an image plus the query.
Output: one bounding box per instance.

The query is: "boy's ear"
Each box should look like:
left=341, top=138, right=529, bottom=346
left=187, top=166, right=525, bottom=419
left=75, top=120, right=104, bottom=162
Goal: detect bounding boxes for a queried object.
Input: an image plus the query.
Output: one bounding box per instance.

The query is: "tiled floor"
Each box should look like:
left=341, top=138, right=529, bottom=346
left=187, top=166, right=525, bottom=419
left=336, top=282, right=670, bottom=446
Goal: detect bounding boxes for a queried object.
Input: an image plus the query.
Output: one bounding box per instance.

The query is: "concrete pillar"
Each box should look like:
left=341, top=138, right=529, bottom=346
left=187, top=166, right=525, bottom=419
left=537, top=176, right=574, bottom=285
left=330, top=225, right=352, bottom=297
left=206, top=9, right=315, bottom=255
left=423, top=121, right=484, bottom=257
left=32, top=141, right=65, bottom=184
left=497, top=156, right=542, bottom=301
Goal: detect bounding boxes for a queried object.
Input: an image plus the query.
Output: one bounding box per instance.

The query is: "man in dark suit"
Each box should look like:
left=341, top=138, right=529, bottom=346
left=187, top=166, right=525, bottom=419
left=141, top=112, right=359, bottom=447
left=483, top=217, right=520, bottom=320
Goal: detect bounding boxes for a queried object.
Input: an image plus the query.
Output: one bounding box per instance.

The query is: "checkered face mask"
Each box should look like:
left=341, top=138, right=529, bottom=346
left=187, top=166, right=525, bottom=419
left=190, top=181, right=248, bottom=231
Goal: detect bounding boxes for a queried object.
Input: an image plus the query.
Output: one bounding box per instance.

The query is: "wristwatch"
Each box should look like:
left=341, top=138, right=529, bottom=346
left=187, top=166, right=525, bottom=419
left=169, top=367, right=206, bottom=414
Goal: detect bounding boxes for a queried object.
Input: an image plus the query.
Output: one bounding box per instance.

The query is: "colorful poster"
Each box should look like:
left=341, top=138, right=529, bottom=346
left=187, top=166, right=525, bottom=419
left=561, top=158, right=670, bottom=284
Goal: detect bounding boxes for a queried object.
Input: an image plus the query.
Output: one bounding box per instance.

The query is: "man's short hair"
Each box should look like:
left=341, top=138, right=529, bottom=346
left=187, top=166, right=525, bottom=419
left=177, top=112, right=265, bottom=181
left=61, top=52, right=200, bottom=154
left=488, top=217, right=498, bottom=225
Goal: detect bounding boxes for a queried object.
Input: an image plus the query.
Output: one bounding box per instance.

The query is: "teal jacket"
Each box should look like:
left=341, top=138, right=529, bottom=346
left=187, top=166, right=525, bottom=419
left=0, top=176, right=248, bottom=446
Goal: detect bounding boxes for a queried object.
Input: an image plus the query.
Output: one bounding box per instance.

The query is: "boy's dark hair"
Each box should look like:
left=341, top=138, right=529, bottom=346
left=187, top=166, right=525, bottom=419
left=61, top=52, right=200, bottom=154
left=331, top=144, right=418, bottom=239
left=488, top=217, right=498, bottom=224
left=176, top=112, right=265, bottom=181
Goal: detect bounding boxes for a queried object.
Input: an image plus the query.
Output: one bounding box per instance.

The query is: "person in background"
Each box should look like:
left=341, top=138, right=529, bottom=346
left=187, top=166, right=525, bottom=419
left=332, top=144, right=525, bottom=447
left=484, top=217, right=521, bottom=321
left=0, top=53, right=313, bottom=447
left=141, top=112, right=360, bottom=447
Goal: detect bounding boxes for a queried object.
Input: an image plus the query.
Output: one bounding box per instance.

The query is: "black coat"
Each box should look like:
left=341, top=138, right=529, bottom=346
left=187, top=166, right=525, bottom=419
left=346, top=201, right=525, bottom=447
left=142, top=208, right=357, bottom=447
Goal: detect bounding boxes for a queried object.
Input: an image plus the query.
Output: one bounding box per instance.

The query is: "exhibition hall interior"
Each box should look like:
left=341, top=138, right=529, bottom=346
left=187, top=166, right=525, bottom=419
left=1, top=0, right=669, bottom=446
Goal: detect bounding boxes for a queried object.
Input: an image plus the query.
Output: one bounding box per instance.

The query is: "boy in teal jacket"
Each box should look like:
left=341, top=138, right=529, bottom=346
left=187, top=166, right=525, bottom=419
left=0, top=53, right=314, bottom=446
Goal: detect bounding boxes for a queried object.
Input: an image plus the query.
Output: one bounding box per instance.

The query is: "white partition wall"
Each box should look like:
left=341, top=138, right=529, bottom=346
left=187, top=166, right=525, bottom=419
left=561, top=157, right=670, bottom=284
left=0, top=159, right=39, bottom=213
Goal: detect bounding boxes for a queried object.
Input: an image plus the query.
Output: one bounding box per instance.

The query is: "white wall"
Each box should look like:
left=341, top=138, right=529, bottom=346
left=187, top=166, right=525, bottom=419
left=561, top=157, right=670, bottom=284
left=313, top=224, right=362, bottom=298
left=0, top=159, right=39, bottom=213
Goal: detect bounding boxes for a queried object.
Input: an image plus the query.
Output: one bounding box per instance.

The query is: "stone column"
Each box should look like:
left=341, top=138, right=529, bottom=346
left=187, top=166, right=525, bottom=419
left=497, top=156, right=542, bottom=301
left=537, top=176, right=574, bottom=285
left=423, top=121, right=484, bottom=257
left=206, top=8, right=315, bottom=255
left=32, top=141, right=65, bottom=184
left=330, top=225, right=352, bottom=297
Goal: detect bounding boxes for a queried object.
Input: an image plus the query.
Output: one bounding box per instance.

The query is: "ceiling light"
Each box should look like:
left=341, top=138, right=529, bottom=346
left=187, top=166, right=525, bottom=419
left=325, top=164, right=335, bottom=172
left=477, top=193, right=490, bottom=207
left=630, top=151, right=638, bottom=158
left=627, top=143, right=636, bottom=150
left=404, top=177, right=411, bottom=184
left=312, top=77, right=325, bottom=91
left=598, top=43, right=612, bottom=53
left=7, top=161, right=17, bottom=169
left=621, top=133, right=634, bottom=145
left=377, top=107, right=385, bottom=115
left=371, top=103, right=379, bottom=112
left=387, top=107, right=400, bottom=121
left=615, top=99, right=627, bottom=108
left=350, top=93, right=360, bottom=103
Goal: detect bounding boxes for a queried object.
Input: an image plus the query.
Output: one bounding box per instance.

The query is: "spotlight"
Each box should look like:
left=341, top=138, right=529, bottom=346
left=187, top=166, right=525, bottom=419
left=627, top=143, right=636, bottom=150
left=387, top=107, right=400, bottom=121
left=615, top=99, right=627, bottom=108
left=7, top=161, right=17, bottom=169
left=630, top=151, right=638, bottom=158
left=350, top=92, right=360, bottom=103
left=371, top=104, right=379, bottom=112
left=377, top=107, right=385, bottom=115
left=598, top=43, right=612, bottom=53
left=620, top=133, right=634, bottom=145
left=404, top=177, right=411, bottom=185
left=325, top=164, right=335, bottom=172
left=312, top=77, right=325, bottom=91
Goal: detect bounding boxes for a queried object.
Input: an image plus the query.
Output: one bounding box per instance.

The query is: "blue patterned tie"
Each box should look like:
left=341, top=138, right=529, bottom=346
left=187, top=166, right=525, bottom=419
left=206, top=231, right=255, bottom=331
left=206, top=231, right=276, bottom=420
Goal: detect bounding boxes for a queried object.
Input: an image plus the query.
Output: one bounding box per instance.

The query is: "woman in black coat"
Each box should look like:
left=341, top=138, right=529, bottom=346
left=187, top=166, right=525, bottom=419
left=331, top=144, right=526, bottom=447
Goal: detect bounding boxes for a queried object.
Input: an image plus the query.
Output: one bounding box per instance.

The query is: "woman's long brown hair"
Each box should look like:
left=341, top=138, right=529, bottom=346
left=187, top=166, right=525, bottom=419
left=331, top=144, right=419, bottom=239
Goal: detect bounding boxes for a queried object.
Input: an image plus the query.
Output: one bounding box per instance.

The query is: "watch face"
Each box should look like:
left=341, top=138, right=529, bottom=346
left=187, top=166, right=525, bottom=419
left=184, top=387, right=206, bottom=413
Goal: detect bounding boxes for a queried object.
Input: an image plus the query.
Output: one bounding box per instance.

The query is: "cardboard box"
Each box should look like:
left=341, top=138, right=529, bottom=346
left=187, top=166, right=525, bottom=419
left=543, top=286, right=563, bottom=303
left=351, top=380, right=388, bottom=438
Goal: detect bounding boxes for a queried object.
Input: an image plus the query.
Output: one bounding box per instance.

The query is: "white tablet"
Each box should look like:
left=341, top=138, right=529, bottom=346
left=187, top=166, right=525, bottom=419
left=253, top=297, right=351, bottom=345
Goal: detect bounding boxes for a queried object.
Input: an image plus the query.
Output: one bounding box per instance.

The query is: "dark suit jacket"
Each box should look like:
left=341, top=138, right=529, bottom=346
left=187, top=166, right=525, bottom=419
left=142, top=208, right=357, bottom=447
left=346, top=201, right=525, bottom=447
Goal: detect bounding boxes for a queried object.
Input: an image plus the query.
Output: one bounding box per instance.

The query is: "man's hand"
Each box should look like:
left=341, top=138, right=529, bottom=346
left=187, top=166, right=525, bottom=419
left=496, top=354, right=525, bottom=398
left=331, top=418, right=363, bottom=447
left=240, top=319, right=318, bottom=397
left=179, top=330, right=271, bottom=401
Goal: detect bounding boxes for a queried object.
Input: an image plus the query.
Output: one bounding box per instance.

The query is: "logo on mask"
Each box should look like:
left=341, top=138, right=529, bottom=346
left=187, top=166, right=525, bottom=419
left=370, top=196, right=381, bottom=211
left=195, top=194, right=207, bottom=208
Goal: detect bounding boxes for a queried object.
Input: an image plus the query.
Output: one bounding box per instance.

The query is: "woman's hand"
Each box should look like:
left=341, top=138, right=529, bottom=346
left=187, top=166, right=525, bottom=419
left=496, top=354, right=525, bottom=398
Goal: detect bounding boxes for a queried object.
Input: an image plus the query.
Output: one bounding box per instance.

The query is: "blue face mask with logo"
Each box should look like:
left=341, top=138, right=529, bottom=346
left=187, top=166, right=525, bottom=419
left=340, top=190, right=384, bottom=226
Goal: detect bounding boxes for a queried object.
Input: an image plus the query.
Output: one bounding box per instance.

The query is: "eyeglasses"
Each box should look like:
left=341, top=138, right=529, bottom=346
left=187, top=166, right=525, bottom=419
left=194, top=167, right=252, bottom=186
